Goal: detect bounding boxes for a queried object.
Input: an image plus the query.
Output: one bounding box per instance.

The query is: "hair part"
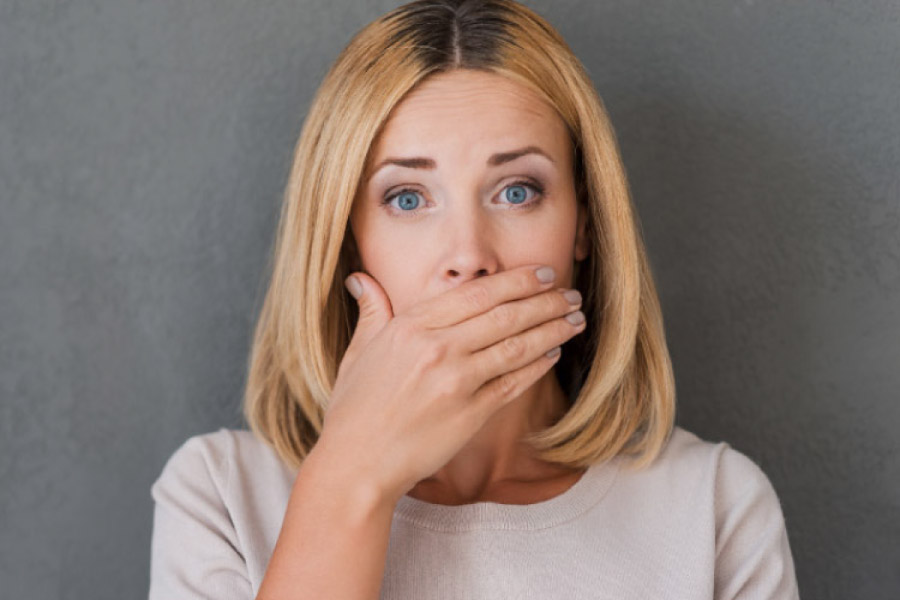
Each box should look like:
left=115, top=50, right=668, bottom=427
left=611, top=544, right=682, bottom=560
left=243, top=0, right=676, bottom=473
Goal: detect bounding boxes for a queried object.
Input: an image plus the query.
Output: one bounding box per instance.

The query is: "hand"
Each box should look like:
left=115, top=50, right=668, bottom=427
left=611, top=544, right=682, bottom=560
left=315, top=264, right=586, bottom=505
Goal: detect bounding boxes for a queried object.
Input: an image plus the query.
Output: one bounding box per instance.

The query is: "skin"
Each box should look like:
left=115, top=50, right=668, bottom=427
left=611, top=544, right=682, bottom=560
left=348, top=68, right=591, bottom=505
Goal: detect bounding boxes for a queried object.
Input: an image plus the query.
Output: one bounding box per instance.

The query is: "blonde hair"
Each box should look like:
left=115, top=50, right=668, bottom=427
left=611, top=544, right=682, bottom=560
left=243, top=0, right=676, bottom=473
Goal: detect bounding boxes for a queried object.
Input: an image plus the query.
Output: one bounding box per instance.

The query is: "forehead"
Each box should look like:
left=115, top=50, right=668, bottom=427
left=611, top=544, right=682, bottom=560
left=367, top=69, right=571, bottom=165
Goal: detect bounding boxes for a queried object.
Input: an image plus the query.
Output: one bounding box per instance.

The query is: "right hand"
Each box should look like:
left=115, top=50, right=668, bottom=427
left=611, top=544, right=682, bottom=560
left=314, top=264, right=586, bottom=506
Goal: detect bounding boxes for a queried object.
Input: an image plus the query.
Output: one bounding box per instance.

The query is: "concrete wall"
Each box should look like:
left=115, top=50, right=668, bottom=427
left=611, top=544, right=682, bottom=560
left=2, top=1, right=897, bottom=597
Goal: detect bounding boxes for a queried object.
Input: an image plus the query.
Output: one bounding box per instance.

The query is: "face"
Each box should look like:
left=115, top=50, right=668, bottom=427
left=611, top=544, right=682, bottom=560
left=349, top=69, right=590, bottom=317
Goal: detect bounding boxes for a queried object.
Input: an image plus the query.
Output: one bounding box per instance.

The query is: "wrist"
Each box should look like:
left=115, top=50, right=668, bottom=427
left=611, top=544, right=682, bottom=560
left=300, top=436, right=398, bottom=520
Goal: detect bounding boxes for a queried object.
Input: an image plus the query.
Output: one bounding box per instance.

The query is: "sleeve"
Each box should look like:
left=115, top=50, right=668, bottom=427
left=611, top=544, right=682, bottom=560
left=148, top=433, right=254, bottom=600
left=713, top=445, right=801, bottom=600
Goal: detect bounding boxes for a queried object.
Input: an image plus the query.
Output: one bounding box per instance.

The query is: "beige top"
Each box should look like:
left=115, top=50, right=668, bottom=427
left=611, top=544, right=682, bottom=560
left=148, top=425, right=800, bottom=599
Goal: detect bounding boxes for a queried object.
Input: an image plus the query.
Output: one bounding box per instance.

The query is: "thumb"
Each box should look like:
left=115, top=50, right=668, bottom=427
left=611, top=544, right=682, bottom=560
left=344, top=272, right=394, bottom=351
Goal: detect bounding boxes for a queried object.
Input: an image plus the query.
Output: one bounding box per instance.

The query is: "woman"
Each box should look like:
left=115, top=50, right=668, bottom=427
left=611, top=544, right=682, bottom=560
left=149, top=1, right=800, bottom=598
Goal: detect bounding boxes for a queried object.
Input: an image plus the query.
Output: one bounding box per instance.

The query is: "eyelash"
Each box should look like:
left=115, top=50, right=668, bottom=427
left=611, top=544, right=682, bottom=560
left=380, top=178, right=546, bottom=216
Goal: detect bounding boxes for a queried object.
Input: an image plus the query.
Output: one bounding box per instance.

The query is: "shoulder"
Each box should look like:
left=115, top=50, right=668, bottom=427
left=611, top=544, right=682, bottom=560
left=608, top=426, right=797, bottom=599
left=611, top=425, right=789, bottom=535
left=149, top=429, right=280, bottom=598
left=642, top=425, right=778, bottom=491
left=667, top=428, right=798, bottom=599
left=150, top=428, right=293, bottom=505
left=643, top=427, right=799, bottom=598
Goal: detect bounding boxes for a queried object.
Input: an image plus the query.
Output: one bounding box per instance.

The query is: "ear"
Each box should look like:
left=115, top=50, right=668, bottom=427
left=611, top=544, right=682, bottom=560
left=574, top=200, right=591, bottom=262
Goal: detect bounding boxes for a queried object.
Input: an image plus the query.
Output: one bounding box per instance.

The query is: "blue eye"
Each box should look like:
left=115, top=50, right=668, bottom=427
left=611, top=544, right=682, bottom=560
left=381, top=178, right=544, bottom=216
left=503, top=183, right=531, bottom=205
left=394, top=190, right=421, bottom=211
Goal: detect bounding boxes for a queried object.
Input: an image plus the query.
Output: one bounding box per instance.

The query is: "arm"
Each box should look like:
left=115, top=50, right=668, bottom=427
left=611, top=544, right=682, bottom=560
left=714, top=446, right=801, bottom=600
left=255, top=436, right=398, bottom=600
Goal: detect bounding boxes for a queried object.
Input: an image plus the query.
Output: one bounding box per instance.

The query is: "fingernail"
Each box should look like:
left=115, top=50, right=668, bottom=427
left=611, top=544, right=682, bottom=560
left=565, top=310, right=585, bottom=326
left=535, top=266, right=556, bottom=284
left=345, top=275, right=362, bottom=299
left=562, top=289, right=582, bottom=305
left=545, top=346, right=561, bottom=359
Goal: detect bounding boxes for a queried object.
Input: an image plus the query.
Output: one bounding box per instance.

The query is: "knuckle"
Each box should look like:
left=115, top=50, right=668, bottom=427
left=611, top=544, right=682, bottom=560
left=461, top=282, right=492, bottom=313
left=419, top=335, right=449, bottom=368
left=501, top=334, right=527, bottom=360
left=492, top=303, right=517, bottom=328
left=390, top=315, right=420, bottom=343
left=546, top=290, right=566, bottom=313
left=494, top=372, right=518, bottom=399
left=556, top=319, right=575, bottom=340
left=435, top=371, right=463, bottom=400
left=520, top=268, right=539, bottom=294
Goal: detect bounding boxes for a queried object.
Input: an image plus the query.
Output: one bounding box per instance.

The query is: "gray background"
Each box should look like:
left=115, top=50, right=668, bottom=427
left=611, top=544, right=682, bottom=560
left=1, top=0, right=897, bottom=598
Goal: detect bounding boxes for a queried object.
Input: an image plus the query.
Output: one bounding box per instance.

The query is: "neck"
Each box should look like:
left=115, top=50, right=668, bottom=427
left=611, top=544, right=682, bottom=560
left=409, top=370, right=574, bottom=503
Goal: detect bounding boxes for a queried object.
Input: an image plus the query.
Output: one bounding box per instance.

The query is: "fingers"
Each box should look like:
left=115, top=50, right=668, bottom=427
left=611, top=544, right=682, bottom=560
left=454, top=286, right=582, bottom=353
left=469, top=339, right=565, bottom=416
left=402, top=264, right=559, bottom=330
left=465, top=305, right=586, bottom=389
left=343, top=271, right=395, bottom=357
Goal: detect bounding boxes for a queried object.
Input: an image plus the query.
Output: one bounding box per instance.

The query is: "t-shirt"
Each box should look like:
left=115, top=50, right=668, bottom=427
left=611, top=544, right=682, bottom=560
left=147, top=425, right=800, bottom=599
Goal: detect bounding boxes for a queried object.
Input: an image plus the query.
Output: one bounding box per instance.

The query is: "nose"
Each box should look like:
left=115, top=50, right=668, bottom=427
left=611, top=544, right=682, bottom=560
left=440, top=205, right=500, bottom=286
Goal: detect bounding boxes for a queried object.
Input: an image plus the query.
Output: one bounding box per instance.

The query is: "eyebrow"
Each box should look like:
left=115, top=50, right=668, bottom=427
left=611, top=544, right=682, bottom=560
left=366, top=145, right=555, bottom=181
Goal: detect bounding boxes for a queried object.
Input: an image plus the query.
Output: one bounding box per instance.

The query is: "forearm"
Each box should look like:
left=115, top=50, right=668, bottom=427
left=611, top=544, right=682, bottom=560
left=255, top=442, right=397, bottom=600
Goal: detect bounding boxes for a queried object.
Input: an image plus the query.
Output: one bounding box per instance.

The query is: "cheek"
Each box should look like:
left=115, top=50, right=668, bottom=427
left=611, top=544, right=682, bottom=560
left=508, top=209, right=577, bottom=258
left=350, top=205, right=432, bottom=314
left=357, top=224, right=420, bottom=272
left=355, top=237, right=423, bottom=314
left=503, top=210, right=578, bottom=286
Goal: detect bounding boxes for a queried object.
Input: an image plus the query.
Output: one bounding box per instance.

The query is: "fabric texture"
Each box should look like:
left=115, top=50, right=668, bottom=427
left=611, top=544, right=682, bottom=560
left=148, top=425, right=800, bottom=599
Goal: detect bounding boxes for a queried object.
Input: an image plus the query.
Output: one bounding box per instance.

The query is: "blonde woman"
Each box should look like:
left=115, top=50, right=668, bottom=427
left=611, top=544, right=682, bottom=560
left=148, top=1, right=799, bottom=598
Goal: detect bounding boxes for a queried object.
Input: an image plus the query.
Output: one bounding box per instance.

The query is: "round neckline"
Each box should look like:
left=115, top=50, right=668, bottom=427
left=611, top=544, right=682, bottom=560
left=392, top=458, right=620, bottom=531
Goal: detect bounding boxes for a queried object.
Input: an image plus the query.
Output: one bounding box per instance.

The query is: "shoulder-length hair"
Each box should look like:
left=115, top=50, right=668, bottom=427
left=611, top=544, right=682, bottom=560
left=243, top=0, right=676, bottom=473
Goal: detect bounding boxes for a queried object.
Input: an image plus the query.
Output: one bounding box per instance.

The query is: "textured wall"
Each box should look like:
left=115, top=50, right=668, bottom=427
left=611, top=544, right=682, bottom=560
left=1, top=1, right=897, bottom=598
